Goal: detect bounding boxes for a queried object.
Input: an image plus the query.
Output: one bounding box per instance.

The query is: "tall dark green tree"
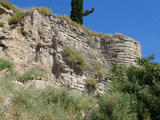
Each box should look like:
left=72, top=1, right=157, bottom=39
left=70, top=0, right=94, bottom=24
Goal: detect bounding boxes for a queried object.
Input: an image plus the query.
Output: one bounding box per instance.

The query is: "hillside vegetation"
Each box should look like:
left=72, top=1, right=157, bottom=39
left=0, top=56, right=160, bottom=120
left=0, top=1, right=159, bottom=120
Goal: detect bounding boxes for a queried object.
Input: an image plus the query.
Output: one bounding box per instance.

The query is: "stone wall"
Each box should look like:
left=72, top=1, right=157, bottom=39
left=48, top=14, right=110, bottom=94
left=0, top=9, right=142, bottom=94
left=101, top=34, right=142, bottom=67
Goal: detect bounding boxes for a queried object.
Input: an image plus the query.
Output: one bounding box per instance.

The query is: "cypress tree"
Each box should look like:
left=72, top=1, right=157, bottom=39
left=70, top=0, right=94, bottom=25
left=70, top=0, right=83, bottom=24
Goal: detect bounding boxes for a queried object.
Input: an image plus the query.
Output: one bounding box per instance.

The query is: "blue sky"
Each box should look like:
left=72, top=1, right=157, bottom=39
left=9, top=0, right=160, bottom=62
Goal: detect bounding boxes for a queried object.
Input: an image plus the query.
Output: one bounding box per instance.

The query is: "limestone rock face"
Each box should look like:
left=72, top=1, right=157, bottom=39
left=0, top=5, right=13, bottom=15
left=0, top=8, right=141, bottom=94
left=101, top=34, right=142, bottom=67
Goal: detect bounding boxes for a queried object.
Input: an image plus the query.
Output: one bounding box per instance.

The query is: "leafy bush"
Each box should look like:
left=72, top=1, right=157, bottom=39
left=85, top=78, right=98, bottom=89
left=18, top=68, right=46, bottom=83
left=36, top=7, right=52, bottom=15
left=0, top=58, right=13, bottom=72
left=0, top=0, right=17, bottom=11
left=89, top=60, right=104, bottom=78
left=0, top=22, right=4, bottom=27
left=8, top=10, right=25, bottom=25
left=90, top=92, right=137, bottom=120
left=105, top=56, right=160, bottom=120
left=63, top=46, right=86, bottom=72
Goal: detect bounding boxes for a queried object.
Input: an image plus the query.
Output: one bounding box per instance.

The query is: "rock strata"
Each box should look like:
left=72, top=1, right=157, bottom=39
left=0, top=7, right=142, bottom=94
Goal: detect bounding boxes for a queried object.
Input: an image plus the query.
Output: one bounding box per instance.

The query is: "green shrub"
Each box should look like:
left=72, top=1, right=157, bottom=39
left=109, top=63, right=127, bottom=82
left=8, top=10, right=25, bottom=25
left=0, top=22, right=4, bottom=27
left=89, top=60, right=104, bottom=78
left=63, top=46, right=86, bottom=72
left=85, top=78, right=98, bottom=89
left=0, top=73, right=15, bottom=119
left=0, top=58, right=13, bottom=71
left=87, top=38, right=95, bottom=45
left=90, top=92, right=137, bottom=120
left=18, top=68, right=46, bottom=83
left=36, top=7, right=52, bottom=15
left=0, top=0, right=17, bottom=11
left=11, top=87, right=96, bottom=120
left=0, top=74, right=14, bottom=97
left=106, top=56, right=160, bottom=120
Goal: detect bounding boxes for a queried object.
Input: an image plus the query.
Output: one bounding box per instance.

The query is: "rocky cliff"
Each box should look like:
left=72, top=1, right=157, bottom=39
left=0, top=5, right=142, bottom=94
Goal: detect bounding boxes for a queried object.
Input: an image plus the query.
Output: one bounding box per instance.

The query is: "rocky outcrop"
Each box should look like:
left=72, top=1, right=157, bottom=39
left=0, top=5, right=13, bottom=15
left=101, top=34, right=141, bottom=67
left=0, top=8, right=141, bottom=94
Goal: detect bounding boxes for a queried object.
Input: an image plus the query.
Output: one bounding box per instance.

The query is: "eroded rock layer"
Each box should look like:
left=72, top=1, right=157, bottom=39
left=0, top=7, right=141, bottom=94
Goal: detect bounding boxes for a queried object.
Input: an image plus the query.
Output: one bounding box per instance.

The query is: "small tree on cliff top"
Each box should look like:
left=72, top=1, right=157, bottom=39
left=70, top=0, right=94, bottom=25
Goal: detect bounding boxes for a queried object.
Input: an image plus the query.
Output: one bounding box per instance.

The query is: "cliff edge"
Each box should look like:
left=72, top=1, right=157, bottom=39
left=0, top=5, right=142, bottom=94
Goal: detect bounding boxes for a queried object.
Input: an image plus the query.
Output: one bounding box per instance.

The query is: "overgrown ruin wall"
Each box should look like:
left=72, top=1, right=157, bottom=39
left=101, top=34, right=142, bottom=67
left=0, top=8, right=142, bottom=94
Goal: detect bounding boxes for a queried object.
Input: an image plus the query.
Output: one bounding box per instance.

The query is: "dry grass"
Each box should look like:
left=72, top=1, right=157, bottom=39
left=0, top=0, right=17, bottom=11
left=103, top=33, right=113, bottom=37
left=85, top=78, right=98, bottom=89
left=114, top=32, right=124, bottom=37
left=8, top=10, right=25, bottom=25
left=18, top=68, right=47, bottom=83
left=88, top=60, right=105, bottom=78
left=36, top=7, right=52, bottom=15
left=60, top=15, right=105, bottom=37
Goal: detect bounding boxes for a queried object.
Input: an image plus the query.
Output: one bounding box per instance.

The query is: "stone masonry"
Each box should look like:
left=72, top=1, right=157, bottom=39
left=0, top=7, right=141, bottom=94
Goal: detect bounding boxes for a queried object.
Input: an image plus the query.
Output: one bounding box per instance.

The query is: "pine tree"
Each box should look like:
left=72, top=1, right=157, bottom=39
left=70, top=0, right=94, bottom=25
